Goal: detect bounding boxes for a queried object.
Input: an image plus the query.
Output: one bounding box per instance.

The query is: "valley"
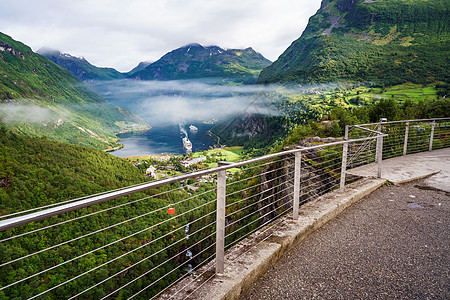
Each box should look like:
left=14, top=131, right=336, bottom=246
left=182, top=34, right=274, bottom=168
left=0, top=0, right=449, bottom=298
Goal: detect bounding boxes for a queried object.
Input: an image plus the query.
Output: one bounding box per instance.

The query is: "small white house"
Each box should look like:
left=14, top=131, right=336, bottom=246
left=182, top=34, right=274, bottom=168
left=180, top=156, right=207, bottom=168
left=145, top=166, right=157, bottom=178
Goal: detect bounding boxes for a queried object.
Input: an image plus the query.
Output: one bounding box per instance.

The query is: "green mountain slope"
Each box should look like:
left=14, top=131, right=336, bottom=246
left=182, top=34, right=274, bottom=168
left=37, top=48, right=126, bottom=81
left=0, top=32, right=149, bottom=150
left=0, top=126, right=147, bottom=214
left=130, top=43, right=272, bottom=83
left=258, top=0, right=450, bottom=85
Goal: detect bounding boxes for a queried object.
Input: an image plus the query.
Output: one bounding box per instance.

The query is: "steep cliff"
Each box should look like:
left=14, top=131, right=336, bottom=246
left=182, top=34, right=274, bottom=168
left=258, top=0, right=450, bottom=85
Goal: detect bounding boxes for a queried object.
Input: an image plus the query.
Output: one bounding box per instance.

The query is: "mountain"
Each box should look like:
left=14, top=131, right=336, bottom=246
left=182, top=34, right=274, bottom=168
left=129, top=43, right=272, bottom=83
left=0, top=32, right=149, bottom=150
left=0, top=126, right=147, bottom=213
left=258, top=0, right=450, bottom=86
left=126, top=61, right=152, bottom=75
left=37, top=47, right=126, bottom=81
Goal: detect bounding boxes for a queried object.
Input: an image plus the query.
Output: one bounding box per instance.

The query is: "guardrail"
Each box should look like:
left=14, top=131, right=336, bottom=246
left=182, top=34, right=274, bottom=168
left=0, top=118, right=448, bottom=299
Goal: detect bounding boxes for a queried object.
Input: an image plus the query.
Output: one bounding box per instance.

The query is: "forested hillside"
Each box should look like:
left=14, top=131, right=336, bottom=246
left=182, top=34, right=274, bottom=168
left=37, top=48, right=126, bottom=81
left=0, top=126, right=147, bottom=215
left=0, top=32, right=149, bottom=150
left=258, top=0, right=450, bottom=85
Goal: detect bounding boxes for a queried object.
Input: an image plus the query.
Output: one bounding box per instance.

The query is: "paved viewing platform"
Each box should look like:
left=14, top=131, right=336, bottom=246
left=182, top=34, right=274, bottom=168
left=178, top=148, right=449, bottom=299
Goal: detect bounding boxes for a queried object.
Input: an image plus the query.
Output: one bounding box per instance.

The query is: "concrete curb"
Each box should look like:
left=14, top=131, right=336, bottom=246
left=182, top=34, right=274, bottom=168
left=388, top=170, right=441, bottom=185
left=161, top=178, right=386, bottom=300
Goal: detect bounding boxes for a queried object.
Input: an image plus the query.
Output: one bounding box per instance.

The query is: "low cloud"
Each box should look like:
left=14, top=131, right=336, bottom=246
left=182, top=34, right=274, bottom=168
left=88, top=79, right=285, bottom=126
left=0, top=102, right=55, bottom=123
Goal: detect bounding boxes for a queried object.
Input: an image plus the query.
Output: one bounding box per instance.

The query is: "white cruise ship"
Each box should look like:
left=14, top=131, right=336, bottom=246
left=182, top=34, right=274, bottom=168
left=189, top=125, right=198, bottom=132
left=182, top=136, right=192, bottom=152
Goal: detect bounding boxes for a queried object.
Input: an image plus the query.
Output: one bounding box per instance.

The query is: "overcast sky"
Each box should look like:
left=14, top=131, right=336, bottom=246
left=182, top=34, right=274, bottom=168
left=0, top=0, right=322, bottom=72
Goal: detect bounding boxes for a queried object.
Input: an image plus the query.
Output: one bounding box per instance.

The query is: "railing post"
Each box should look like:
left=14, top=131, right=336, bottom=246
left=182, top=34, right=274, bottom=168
left=403, top=121, right=409, bottom=156
left=215, top=165, right=227, bottom=274
left=429, top=120, right=436, bottom=151
left=340, top=125, right=349, bottom=192
left=292, top=151, right=301, bottom=220
left=375, top=121, right=382, bottom=162
left=376, top=135, right=383, bottom=178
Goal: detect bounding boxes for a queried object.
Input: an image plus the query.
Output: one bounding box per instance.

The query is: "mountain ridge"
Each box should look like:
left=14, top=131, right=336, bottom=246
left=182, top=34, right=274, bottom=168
left=37, top=47, right=126, bottom=81
left=129, top=43, right=272, bottom=83
left=258, top=0, right=450, bottom=85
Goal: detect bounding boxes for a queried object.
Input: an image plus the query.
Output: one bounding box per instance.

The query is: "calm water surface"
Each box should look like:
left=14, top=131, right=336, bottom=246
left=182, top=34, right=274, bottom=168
left=110, top=123, right=215, bottom=157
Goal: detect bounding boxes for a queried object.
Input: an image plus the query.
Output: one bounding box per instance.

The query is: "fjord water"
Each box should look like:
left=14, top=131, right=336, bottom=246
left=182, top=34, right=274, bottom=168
left=88, top=79, right=267, bottom=157
left=110, top=123, right=215, bottom=157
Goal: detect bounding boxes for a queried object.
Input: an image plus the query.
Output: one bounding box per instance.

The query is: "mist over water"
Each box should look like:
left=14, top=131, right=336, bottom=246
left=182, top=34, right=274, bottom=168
left=89, top=79, right=277, bottom=156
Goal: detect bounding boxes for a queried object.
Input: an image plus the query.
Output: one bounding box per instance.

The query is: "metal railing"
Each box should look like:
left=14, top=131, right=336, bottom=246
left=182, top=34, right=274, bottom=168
left=349, top=118, right=450, bottom=159
left=0, top=118, right=448, bottom=299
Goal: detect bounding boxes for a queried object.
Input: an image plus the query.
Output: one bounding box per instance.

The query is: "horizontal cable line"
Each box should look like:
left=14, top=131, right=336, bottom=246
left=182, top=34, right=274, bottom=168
left=299, top=183, right=340, bottom=203
left=0, top=187, right=187, bottom=243
left=226, top=189, right=264, bottom=209
left=299, top=166, right=342, bottom=183
left=30, top=212, right=217, bottom=300
left=304, top=154, right=342, bottom=166
left=226, top=170, right=291, bottom=198
left=299, top=181, right=340, bottom=198
left=226, top=189, right=291, bottom=229
left=0, top=196, right=217, bottom=291
left=169, top=267, right=216, bottom=300
left=304, top=161, right=342, bottom=173
left=347, top=140, right=376, bottom=163
left=225, top=193, right=291, bottom=237
left=228, top=210, right=289, bottom=263
left=126, top=242, right=216, bottom=300
left=300, top=174, right=340, bottom=188
left=226, top=164, right=291, bottom=190
left=225, top=180, right=287, bottom=210
left=300, top=172, right=341, bottom=189
left=151, top=249, right=217, bottom=300
left=1, top=186, right=216, bottom=265
left=109, top=235, right=216, bottom=300
left=0, top=180, right=168, bottom=220
left=153, top=252, right=217, bottom=300
left=69, top=220, right=216, bottom=300
left=235, top=156, right=288, bottom=172
left=226, top=208, right=291, bottom=249
left=0, top=182, right=215, bottom=250
left=227, top=187, right=275, bottom=211
left=226, top=183, right=290, bottom=219
left=226, top=196, right=290, bottom=235
left=225, top=162, right=291, bottom=189
left=227, top=168, right=293, bottom=196
left=225, top=198, right=292, bottom=244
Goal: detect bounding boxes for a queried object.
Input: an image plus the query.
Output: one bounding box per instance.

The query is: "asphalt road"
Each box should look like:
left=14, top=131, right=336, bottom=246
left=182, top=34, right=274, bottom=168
left=242, top=179, right=449, bottom=299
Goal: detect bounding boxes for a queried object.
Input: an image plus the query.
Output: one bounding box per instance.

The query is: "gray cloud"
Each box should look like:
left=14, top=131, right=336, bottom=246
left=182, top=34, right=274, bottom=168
left=0, top=0, right=322, bottom=71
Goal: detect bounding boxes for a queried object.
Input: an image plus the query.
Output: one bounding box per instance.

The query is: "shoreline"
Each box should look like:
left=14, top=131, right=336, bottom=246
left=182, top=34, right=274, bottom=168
left=104, top=126, right=152, bottom=153
left=103, top=144, right=125, bottom=152
left=117, top=126, right=152, bottom=135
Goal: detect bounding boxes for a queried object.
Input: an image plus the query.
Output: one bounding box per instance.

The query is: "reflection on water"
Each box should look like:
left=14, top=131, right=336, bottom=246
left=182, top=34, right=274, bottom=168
left=110, top=123, right=214, bottom=157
